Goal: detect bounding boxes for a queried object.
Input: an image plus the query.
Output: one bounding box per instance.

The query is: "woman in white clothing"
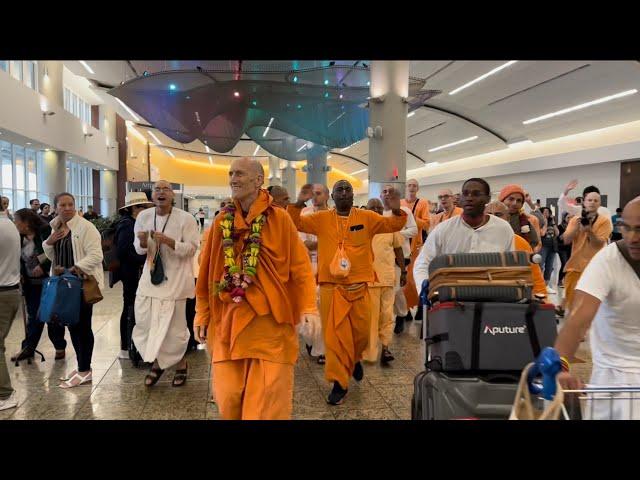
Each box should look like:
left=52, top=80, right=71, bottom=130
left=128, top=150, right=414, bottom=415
left=43, top=192, right=104, bottom=388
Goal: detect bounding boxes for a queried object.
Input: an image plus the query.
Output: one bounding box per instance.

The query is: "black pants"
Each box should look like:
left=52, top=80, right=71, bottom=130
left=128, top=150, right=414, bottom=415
left=68, top=301, right=94, bottom=372
left=119, top=278, right=139, bottom=351
left=199, top=218, right=204, bottom=229
left=22, top=282, right=67, bottom=352
left=558, top=250, right=570, bottom=285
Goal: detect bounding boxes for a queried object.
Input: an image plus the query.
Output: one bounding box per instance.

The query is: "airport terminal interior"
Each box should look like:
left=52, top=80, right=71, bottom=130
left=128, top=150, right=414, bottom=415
left=0, top=60, right=638, bottom=420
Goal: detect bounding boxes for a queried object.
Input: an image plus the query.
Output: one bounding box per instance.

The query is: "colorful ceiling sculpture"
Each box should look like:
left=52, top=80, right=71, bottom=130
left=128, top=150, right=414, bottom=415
left=109, top=64, right=439, bottom=161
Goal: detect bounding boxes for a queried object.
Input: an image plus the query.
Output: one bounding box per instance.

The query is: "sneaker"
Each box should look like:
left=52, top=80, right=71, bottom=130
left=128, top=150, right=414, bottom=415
left=0, top=392, right=18, bottom=411
left=10, top=348, right=34, bottom=362
left=546, top=286, right=557, bottom=294
left=352, top=362, right=364, bottom=381
left=327, top=381, right=348, bottom=405
left=118, top=350, right=129, bottom=359
left=394, top=316, right=405, bottom=334
left=381, top=348, right=395, bottom=366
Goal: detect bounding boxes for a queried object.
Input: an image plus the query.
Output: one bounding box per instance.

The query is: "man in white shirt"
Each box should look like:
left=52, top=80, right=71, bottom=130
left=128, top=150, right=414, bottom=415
left=414, top=178, right=515, bottom=299
left=381, top=185, right=417, bottom=334
left=0, top=202, right=21, bottom=411
left=554, top=196, right=640, bottom=419
left=134, top=180, right=200, bottom=388
left=299, top=184, right=330, bottom=363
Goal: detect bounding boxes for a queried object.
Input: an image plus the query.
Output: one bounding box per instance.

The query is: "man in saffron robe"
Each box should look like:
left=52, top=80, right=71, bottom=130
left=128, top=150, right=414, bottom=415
left=287, top=181, right=407, bottom=405
left=194, top=157, right=317, bottom=420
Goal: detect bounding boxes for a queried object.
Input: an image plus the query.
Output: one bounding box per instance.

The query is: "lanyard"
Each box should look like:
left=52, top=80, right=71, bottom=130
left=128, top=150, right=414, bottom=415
left=154, top=207, right=172, bottom=233
left=334, top=208, right=353, bottom=248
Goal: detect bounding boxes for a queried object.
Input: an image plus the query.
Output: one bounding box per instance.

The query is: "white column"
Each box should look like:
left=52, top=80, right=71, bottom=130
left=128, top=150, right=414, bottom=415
left=40, top=151, right=67, bottom=204
left=280, top=161, right=297, bottom=198
left=268, top=156, right=282, bottom=187
left=37, top=61, right=64, bottom=111
left=368, top=61, right=409, bottom=200
left=100, top=170, right=118, bottom=217
left=306, top=144, right=328, bottom=186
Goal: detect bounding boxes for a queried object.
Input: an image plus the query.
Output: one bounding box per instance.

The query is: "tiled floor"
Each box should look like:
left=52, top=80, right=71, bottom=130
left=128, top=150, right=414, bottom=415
left=1, top=280, right=589, bottom=420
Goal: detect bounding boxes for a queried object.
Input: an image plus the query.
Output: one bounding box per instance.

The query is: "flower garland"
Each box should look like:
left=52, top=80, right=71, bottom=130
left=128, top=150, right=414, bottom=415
left=216, top=204, right=266, bottom=303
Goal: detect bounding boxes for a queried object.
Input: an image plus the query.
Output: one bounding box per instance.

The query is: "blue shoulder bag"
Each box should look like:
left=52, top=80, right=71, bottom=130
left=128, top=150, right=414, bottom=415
left=39, top=269, right=82, bottom=327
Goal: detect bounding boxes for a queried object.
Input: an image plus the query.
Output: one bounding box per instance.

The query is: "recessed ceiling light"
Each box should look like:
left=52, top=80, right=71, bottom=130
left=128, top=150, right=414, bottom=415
left=253, top=144, right=260, bottom=156
left=79, top=61, right=95, bottom=75
left=522, top=89, right=638, bottom=125
left=26, top=142, right=31, bottom=145
left=351, top=168, right=367, bottom=175
left=428, top=136, right=478, bottom=153
left=169, top=84, right=177, bottom=91
left=234, top=91, right=240, bottom=97
left=449, top=61, right=517, bottom=95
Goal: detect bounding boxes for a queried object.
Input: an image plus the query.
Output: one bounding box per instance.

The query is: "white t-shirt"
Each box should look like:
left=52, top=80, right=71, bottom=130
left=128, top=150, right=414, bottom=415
left=0, top=217, right=20, bottom=287
left=384, top=206, right=417, bottom=258
left=413, top=214, right=515, bottom=295
left=576, top=243, right=640, bottom=372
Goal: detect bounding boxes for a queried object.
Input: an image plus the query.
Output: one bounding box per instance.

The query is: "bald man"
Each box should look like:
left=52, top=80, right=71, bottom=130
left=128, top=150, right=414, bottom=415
left=554, top=197, right=640, bottom=419
left=195, top=158, right=317, bottom=419
left=134, top=180, right=200, bottom=387
left=431, top=188, right=463, bottom=230
left=268, top=185, right=290, bottom=209
left=288, top=181, right=407, bottom=405
left=402, top=179, right=431, bottom=315
left=300, top=183, right=331, bottom=363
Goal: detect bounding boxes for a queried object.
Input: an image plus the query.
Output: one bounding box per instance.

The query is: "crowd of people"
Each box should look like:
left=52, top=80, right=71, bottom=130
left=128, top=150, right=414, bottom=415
left=0, top=162, right=638, bottom=419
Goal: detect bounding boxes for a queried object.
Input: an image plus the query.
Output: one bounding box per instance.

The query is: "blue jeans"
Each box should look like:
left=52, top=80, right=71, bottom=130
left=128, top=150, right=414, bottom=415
left=22, top=282, right=67, bottom=352
left=540, top=246, right=556, bottom=283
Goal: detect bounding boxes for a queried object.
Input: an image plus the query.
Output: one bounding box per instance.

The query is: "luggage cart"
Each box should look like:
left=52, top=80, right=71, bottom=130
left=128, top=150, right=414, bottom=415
left=560, top=387, right=640, bottom=420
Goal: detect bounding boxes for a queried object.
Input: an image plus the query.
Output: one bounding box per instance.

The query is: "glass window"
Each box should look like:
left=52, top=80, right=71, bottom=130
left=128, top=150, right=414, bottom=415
left=26, top=149, right=37, bottom=191
left=0, top=61, right=7, bottom=72
left=24, top=61, right=36, bottom=89
left=10, top=61, right=23, bottom=82
left=71, top=92, right=78, bottom=117
left=2, top=190, right=13, bottom=211
left=13, top=145, right=26, bottom=209
left=15, top=190, right=25, bottom=210
left=1, top=141, right=12, bottom=188
left=64, top=88, right=70, bottom=112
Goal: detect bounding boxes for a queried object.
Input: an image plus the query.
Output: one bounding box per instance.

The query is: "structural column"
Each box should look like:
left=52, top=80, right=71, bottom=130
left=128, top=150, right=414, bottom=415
left=280, top=161, right=297, bottom=198
left=39, top=150, right=67, bottom=205
left=306, top=144, right=329, bottom=186
left=100, top=170, right=118, bottom=217
left=368, top=61, right=409, bottom=200
left=37, top=61, right=64, bottom=111
left=267, top=156, right=282, bottom=187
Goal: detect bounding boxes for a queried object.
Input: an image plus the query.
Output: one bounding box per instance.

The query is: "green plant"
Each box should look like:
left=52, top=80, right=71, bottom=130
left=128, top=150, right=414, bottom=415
left=89, top=213, right=121, bottom=233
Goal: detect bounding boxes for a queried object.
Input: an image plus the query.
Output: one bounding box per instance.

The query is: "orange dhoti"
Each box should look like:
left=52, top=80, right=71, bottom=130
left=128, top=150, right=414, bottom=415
left=213, top=358, right=294, bottom=420
left=563, top=271, right=582, bottom=313
left=363, top=285, right=395, bottom=362
left=403, top=249, right=420, bottom=309
left=320, top=283, right=371, bottom=390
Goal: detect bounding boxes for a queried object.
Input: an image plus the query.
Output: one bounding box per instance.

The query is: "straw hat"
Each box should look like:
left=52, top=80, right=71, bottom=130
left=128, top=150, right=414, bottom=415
left=119, top=192, right=153, bottom=213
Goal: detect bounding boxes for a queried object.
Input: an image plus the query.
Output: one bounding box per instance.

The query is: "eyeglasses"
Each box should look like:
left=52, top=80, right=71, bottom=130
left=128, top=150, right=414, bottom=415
left=438, top=195, right=451, bottom=200
left=620, top=224, right=640, bottom=234
left=154, top=187, right=172, bottom=193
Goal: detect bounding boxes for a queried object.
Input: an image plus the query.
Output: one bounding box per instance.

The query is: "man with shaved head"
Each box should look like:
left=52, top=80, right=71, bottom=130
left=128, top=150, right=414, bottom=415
left=267, top=185, right=290, bottom=209
left=402, top=179, right=431, bottom=317
left=554, top=197, right=640, bottom=419
left=288, top=180, right=407, bottom=405
left=381, top=185, right=417, bottom=334
left=134, top=179, right=200, bottom=388
left=431, top=188, right=463, bottom=230
left=195, top=157, right=317, bottom=419
left=299, top=183, right=331, bottom=363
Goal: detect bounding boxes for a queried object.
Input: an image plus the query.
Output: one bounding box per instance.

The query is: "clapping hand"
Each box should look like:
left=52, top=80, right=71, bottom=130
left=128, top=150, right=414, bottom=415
left=46, top=229, right=67, bottom=246
left=137, top=231, right=149, bottom=248
left=297, top=184, right=313, bottom=204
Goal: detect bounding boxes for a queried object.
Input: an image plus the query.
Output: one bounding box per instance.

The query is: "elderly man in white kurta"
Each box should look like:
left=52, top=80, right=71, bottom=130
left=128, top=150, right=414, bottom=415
left=133, top=180, right=200, bottom=387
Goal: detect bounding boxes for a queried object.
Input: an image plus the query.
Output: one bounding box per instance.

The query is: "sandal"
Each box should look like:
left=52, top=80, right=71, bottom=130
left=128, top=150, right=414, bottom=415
left=145, top=365, right=165, bottom=387
left=59, top=370, right=77, bottom=382
left=172, top=362, right=188, bottom=387
left=59, top=371, right=92, bottom=389
left=317, top=355, right=326, bottom=365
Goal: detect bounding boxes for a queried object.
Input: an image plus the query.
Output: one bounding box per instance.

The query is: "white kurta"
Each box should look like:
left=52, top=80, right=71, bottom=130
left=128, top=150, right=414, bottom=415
left=384, top=207, right=417, bottom=318
left=132, top=207, right=200, bottom=368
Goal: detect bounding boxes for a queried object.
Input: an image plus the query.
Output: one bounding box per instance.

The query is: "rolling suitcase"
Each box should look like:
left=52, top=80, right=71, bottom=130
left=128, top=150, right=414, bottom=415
left=428, top=252, right=534, bottom=303
left=412, top=370, right=518, bottom=420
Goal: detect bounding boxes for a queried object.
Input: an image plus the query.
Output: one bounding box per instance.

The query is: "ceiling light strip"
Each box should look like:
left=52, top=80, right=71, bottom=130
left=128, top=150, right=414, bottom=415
left=449, top=61, right=517, bottom=95
left=263, top=117, right=275, bottom=137
left=522, top=89, right=638, bottom=125
left=115, top=98, right=140, bottom=122
left=147, top=131, right=162, bottom=144
left=428, top=135, right=478, bottom=153
left=165, top=149, right=175, bottom=158
left=79, top=61, right=95, bottom=75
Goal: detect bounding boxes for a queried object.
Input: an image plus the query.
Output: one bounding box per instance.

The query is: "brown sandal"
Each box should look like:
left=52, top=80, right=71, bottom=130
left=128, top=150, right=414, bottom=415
left=145, top=366, right=165, bottom=387
left=172, top=362, right=188, bottom=387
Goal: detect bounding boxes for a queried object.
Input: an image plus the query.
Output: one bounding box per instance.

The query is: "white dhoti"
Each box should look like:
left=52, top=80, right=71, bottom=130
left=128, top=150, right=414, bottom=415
left=583, top=367, right=640, bottom=420
left=133, top=295, right=190, bottom=369
left=393, top=265, right=408, bottom=317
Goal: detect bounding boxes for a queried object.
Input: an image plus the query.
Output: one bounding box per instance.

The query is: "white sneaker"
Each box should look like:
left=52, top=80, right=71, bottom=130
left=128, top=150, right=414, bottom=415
left=118, top=350, right=129, bottom=359
left=547, top=286, right=557, bottom=294
left=0, top=392, right=18, bottom=411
